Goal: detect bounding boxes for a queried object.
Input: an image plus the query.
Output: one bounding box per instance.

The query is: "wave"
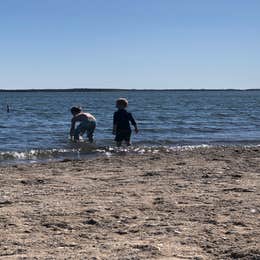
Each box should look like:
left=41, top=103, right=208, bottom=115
left=0, top=143, right=207, bottom=164
left=0, top=149, right=72, bottom=160
left=1, top=141, right=260, bottom=166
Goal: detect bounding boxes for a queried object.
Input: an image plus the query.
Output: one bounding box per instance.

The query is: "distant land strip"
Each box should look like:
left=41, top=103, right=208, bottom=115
left=0, top=88, right=259, bottom=92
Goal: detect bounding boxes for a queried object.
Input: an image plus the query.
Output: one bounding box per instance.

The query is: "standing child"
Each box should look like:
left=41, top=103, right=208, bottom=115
left=113, top=98, right=138, bottom=146
left=70, top=106, right=96, bottom=143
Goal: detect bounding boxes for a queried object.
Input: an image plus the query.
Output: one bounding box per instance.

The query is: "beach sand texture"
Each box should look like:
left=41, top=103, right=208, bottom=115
left=0, top=147, right=259, bottom=259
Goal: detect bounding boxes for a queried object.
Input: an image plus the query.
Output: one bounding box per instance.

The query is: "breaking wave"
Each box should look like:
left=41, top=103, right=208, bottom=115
left=2, top=142, right=259, bottom=166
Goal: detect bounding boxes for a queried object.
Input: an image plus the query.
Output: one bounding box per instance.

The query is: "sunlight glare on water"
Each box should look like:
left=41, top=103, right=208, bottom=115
left=1, top=90, right=260, bottom=163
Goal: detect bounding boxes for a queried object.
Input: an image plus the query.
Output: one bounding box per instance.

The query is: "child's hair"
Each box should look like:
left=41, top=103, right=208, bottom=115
left=116, top=98, right=128, bottom=108
left=71, top=106, right=82, bottom=114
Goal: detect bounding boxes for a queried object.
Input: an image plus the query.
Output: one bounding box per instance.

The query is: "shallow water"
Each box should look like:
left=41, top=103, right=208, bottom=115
left=1, top=90, right=260, bottom=164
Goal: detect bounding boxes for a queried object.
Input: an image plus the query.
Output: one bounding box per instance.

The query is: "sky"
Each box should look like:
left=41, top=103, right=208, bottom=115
left=0, top=0, right=259, bottom=90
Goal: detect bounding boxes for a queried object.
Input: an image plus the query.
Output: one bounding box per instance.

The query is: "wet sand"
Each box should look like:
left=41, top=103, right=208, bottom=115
left=0, top=146, right=259, bottom=259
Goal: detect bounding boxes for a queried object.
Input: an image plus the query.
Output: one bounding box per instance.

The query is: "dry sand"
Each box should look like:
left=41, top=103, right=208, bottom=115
left=0, top=146, right=259, bottom=259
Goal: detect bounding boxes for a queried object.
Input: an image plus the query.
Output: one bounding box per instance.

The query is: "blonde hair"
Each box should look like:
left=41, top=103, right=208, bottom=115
left=116, top=98, right=128, bottom=108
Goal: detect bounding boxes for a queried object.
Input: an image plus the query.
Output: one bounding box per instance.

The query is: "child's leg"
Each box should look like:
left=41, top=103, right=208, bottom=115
left=115, top=130, right=131, bottom=147
left=87, top=131, right=94, bottom=143
left=125, top=132, right=131, bottom=146
left=115, top=133, right=122, bottom=147
left=86, top=121, right=96, bottom=143
left=74, top=126, right=81, bottom=141
left=74, top=123, right=86, bottom=141
left=125, top=140, right=131, bottom=146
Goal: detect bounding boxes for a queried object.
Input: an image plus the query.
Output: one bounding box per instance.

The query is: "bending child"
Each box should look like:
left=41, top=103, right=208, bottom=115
left=113, top=98, right=138, bottom=146
left=70, top=106, right=96, bottom=142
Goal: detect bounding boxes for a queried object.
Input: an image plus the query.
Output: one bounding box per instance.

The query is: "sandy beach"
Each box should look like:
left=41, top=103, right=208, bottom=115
left=0, top=146, right=259, bottom=259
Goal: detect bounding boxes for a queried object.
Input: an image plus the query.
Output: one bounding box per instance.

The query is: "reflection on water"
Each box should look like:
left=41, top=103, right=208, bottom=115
left=1, top=90, right=260, bottom=164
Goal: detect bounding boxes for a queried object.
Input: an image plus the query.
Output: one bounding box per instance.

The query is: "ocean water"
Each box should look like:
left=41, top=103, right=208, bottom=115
left=1, top=90, right=260, bottom=164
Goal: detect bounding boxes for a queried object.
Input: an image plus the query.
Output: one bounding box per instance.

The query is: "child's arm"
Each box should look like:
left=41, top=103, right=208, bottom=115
left=112, top=112, right=117, bottom=135
left=112, top=124, right=117, bottom=135
left=134, top=125, right=138, bottom=133
left=129, top=113, right=138, bottom=133
left=70, top=117, right=76, bottom=138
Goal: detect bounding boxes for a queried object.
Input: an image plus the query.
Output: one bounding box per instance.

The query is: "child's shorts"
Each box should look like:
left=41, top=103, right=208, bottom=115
left=74, top=120, right=96, bottom=141
left=115, top=129, right=131, bottom=142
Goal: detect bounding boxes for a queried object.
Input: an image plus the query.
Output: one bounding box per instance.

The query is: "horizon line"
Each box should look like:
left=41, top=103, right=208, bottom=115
left=0, top=88, right=260, bottom=92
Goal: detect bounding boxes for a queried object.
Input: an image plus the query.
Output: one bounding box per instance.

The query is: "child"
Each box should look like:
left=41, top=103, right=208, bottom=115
left=113, top=98, right=138, bottom=146
left=70, top=106, right=96, bottom=142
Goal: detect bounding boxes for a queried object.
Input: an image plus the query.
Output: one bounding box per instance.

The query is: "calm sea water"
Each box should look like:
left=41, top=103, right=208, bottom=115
left=1, top=90, right=260, bottom=164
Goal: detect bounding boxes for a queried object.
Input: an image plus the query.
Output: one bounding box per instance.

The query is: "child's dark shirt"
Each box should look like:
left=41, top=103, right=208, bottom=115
left=113, top=109, right=136, bottom=131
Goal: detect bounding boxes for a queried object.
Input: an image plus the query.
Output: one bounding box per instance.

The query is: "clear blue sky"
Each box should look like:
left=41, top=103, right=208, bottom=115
left=0, top=0, right=259, bottom=89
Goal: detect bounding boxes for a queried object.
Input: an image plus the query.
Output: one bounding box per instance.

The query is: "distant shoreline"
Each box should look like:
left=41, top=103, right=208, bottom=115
left=0, top=88, right=259, bottom=92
